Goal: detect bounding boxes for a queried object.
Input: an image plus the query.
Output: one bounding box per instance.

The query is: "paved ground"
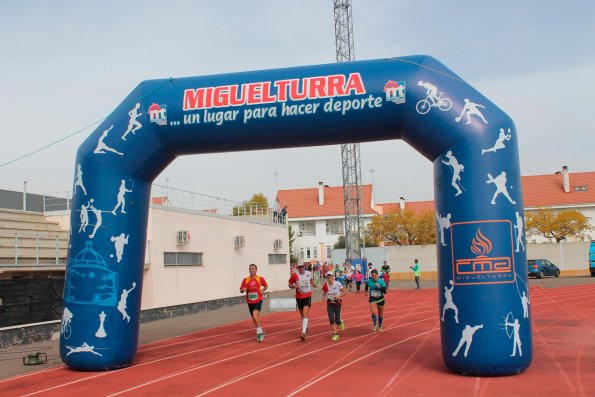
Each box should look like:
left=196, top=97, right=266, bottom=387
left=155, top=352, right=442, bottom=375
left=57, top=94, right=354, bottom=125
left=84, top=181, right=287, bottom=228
left=0, top=276, right=592, bottom=381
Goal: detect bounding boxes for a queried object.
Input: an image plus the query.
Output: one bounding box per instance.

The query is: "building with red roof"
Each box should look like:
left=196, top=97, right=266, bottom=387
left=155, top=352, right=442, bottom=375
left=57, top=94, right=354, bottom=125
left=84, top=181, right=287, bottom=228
left=278, top=167, right=595, bottom=262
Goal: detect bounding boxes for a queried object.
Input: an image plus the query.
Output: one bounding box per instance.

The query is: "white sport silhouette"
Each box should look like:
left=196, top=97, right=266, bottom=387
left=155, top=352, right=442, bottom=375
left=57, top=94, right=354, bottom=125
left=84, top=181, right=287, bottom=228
left=112, top=180, right=133, bottom=215
left=95, top=311, right=107, bottom=338
left=117, top=282, right=137, bottom=323
left=442, top=151, right=464, bottom=196
left=441, top=280, right=459, bottom=323
left=482, top=128, right=511, bottom=155
left=111, top=233, right=129, bottom=263
left=122, top=103, right=143, bottom=140
left=455, top=98, right=488, bottom=125
left=79, top=201, right=90, bottom=233
left=73, top=164, right=87, bottom=195
left=487, top=171, right=516, bottom=205
left=521, top=291, right=530, bottom=319
left=514, top=211, right=525, bottom=252
left=452, top=324, right=483, bottom=358
left=505, top=318, right=522, bottom=356
left=65, top=342, right=102, bottom=357
left=94, top=125, right=123, bottom=155
left=88, top=199, right=102, bottom=238
left=436, top=211, right=452, bottom=247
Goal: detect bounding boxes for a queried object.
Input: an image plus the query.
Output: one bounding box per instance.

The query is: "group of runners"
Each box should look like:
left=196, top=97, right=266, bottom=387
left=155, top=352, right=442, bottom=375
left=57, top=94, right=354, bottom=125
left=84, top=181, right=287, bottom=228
left=239, top=262, right=388, bottom=342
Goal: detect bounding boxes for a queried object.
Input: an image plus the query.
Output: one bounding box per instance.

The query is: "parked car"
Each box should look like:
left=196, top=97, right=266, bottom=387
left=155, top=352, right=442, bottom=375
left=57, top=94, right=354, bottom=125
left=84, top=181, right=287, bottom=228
left=589, top=241, right=595, bottom=277
left=527, top=259, right=560, bottom=279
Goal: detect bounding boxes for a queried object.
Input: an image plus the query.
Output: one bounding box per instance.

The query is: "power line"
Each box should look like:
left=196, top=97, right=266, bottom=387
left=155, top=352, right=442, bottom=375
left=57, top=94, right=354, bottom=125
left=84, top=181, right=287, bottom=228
left=0, top=78, right=174, bottom=170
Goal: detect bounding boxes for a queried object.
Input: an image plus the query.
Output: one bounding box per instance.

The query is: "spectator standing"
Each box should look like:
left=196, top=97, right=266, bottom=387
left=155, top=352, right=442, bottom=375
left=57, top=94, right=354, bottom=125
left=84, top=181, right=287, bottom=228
left=409, top=259, right=422, bottom=289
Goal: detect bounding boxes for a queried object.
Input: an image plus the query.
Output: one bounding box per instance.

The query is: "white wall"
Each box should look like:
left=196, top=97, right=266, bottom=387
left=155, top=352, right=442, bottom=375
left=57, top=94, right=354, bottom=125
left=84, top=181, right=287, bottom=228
left=331, top=242, right=591, bottom=278
left=142, top=206, right=290, bottom=309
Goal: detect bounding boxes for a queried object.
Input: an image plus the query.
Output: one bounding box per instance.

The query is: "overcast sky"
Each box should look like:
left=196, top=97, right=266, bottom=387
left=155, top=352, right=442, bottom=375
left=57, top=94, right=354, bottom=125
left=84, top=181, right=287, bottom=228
left=1, top=0, right=594, bottom=205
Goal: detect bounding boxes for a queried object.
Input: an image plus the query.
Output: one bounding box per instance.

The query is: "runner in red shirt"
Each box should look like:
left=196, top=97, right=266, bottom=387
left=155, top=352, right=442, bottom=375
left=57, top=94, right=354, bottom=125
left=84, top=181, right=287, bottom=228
left=240, top=264, right=268, bottom=342
left=288, top=263, right=315, bottom=341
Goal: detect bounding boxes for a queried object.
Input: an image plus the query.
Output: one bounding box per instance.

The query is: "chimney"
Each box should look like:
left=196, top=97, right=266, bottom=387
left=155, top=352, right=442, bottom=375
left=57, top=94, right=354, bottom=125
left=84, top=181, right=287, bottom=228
left=399, top=196, right=406, bottom=211
left=318, top=181, right=325, bottom=205
left=562, top=166, right=570, bottom=193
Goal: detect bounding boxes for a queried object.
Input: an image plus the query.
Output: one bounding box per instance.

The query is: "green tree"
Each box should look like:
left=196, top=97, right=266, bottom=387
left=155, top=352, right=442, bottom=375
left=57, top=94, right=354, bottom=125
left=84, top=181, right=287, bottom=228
left=233, top=193, right=269, bottom=216
left=526, top=208, right=593, bottom=242
left=333, top=235, right=346, bottom=249
left=367, top=209, right=436, bottom=246
left=332, top=232, right=378, bottom=250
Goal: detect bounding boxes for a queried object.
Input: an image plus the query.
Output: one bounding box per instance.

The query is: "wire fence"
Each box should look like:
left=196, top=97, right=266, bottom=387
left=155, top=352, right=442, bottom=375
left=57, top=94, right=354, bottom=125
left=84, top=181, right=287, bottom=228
left=41, top=185, right=286, bottom=226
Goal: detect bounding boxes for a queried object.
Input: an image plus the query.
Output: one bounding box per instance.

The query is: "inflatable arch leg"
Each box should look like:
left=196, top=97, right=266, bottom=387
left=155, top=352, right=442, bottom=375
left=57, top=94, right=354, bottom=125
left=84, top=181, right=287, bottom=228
left=62, top=55, right=531, bottom=375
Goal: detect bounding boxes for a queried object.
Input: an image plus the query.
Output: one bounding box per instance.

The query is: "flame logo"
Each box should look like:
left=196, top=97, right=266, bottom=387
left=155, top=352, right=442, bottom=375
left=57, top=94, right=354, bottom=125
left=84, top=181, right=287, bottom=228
left=470, top=228, right=492, bottom=256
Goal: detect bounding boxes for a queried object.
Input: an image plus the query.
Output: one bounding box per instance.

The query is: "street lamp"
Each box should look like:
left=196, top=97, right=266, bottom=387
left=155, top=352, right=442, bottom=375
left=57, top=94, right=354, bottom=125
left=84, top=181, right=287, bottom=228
left=23, top=181, right=28, bottom=211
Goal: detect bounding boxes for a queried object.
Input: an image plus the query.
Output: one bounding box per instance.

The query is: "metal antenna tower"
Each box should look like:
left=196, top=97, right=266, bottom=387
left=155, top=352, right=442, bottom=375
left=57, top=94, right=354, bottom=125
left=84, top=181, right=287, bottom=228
left=333, top=0, right=364, bottom=261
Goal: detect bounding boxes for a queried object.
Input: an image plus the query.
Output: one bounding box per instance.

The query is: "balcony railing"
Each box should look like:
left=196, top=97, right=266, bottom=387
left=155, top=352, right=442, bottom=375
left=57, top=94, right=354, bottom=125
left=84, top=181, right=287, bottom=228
left=0, top=231, right=68, bottom=265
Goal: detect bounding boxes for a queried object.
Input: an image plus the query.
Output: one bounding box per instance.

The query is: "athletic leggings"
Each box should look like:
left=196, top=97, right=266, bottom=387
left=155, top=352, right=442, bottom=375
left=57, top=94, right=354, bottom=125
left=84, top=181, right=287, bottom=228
left=327, top=303, right=342, bottom=325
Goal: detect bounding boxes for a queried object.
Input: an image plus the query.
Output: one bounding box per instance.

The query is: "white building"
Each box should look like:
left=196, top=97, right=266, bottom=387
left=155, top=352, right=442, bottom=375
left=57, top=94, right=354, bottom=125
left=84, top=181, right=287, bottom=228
left=277, top=182, right=380, bottom=263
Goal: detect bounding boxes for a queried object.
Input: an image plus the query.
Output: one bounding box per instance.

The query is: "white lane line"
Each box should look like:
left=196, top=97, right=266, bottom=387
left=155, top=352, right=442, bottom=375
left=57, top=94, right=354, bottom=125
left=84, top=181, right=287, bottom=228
left=195, top=316, right=439, bottom=397
left=285, top=327, right=440, bottom=397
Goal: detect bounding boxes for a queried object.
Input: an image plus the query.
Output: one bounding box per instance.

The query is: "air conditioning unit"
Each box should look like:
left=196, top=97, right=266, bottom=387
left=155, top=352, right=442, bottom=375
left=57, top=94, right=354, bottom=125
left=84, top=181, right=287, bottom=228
left=273, top=239, right=283, bottom=249
left=177, top=230, right=191, bottom=245
left=234, top=235, right=245, bottom=248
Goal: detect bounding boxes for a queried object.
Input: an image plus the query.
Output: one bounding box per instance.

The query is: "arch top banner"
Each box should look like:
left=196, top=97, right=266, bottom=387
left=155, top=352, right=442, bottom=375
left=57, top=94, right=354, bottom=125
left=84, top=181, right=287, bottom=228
left=64, top=55, right=531, bottom=376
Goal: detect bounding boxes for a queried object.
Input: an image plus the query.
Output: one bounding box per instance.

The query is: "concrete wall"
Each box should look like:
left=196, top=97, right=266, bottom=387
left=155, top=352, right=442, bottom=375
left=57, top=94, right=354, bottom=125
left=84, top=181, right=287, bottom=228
left=332, top=241, right=592, bottom=280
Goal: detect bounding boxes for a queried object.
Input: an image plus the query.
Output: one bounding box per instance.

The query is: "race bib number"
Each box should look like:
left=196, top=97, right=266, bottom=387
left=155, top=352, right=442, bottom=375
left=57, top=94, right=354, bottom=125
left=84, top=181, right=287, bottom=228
left=327, top=293, right=336, bottom=301
left=248, top=292, right=259, bottom=301
left=371, top=290, right=381, bottom=298
left=299, top=280, right=309, bottom=288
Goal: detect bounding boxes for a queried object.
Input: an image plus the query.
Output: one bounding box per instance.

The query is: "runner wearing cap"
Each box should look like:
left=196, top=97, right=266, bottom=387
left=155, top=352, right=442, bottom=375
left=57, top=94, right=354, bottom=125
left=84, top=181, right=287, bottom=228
left=367, top=269, right=387, bottom=333
left=288, top=263, right=315, bottom=341
left=239, top=264, right=268, bottom=342
left=321, top=271, right=346, bottom=341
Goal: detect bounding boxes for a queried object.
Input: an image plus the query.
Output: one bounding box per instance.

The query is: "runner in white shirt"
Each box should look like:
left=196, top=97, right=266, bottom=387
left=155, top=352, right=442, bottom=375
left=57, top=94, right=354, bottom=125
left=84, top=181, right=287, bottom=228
left=322, top=272, right=346, bottom=341
left=288, top=264, right=315, bottom=341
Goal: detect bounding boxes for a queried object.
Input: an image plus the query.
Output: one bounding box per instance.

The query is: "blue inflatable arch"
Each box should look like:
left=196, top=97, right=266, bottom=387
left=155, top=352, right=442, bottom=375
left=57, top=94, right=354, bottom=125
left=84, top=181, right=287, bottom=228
left=63, top=55, right=532, bottom=375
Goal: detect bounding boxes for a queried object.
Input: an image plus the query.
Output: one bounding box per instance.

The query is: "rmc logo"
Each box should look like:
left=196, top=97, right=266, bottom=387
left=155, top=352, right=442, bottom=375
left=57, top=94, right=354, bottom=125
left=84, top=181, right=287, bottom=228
left=451, top=221, right=515, bottom=286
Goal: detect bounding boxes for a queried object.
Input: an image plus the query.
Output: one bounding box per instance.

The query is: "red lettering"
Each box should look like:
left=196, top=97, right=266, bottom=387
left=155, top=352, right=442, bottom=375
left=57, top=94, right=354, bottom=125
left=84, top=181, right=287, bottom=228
left=260, top=82, right=276, bottom=103
left=274, top=79, right=291, bottom=101
left=246, top=83, right=262, bottom=104
left=289, top=79, right=307, bottom=100
left=229, top=85, right=245, bottom=106
left=327, top=75, right=346, bottom=96
left=183, top=89, right=205, bottom=110
left=213, top=86, right=229, bottom=107
left=345, top=73, right=366, bottom=95
left=308, top=77, right=327, bottom=98
left=204, top=87, right=213, bottom=109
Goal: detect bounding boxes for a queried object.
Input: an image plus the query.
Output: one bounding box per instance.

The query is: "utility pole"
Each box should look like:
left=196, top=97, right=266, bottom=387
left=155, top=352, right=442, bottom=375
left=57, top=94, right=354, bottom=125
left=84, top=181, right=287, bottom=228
left=334, top=0, right=364, bottom=261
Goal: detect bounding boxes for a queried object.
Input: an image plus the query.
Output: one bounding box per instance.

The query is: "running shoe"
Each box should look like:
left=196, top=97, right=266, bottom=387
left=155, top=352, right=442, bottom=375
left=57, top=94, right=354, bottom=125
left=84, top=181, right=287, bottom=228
left=331, top=333, right=340, bottom=341
left=378, top=327, right=383, bottom=333
left=339, top=320, right=345, bottom=331
left=371, top=326, right=377, bottom=334
left=300, top=333, right=306, bottom=342
left=257, top=332, right=264, bottom=342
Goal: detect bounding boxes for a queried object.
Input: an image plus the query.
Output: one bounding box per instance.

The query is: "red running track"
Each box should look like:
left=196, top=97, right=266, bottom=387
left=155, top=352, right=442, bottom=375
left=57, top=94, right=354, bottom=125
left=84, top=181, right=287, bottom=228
left=1, top=284, right=595, bottom=397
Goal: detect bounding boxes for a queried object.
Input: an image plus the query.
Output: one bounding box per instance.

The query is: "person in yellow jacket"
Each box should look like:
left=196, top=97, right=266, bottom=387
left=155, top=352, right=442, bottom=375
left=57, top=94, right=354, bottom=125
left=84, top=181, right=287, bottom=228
left=409, top=259, right=421, bottom=289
